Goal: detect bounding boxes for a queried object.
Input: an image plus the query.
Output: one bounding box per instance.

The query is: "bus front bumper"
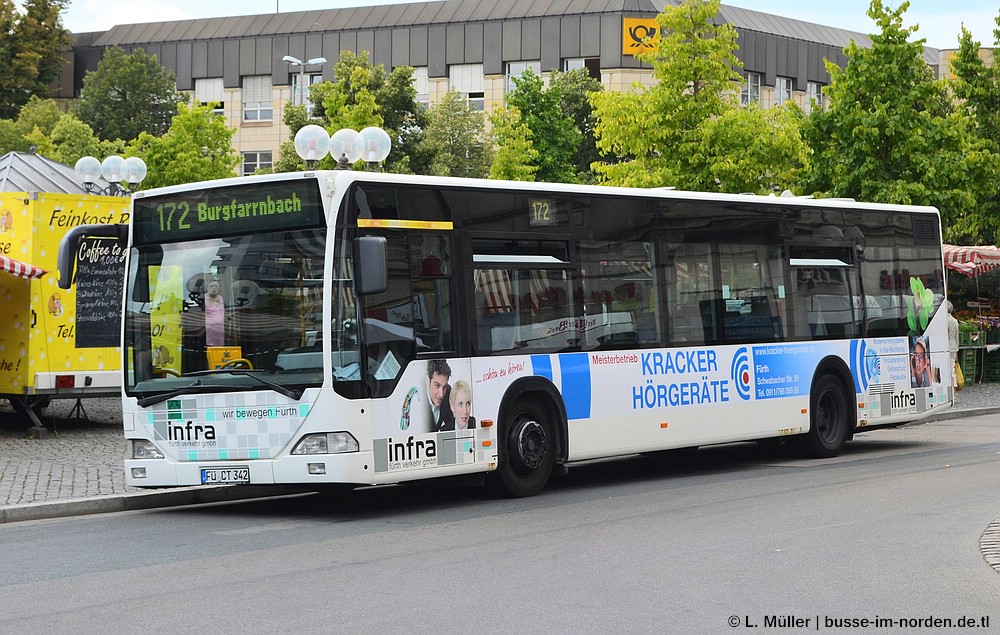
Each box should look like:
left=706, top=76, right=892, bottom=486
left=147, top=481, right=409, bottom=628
left=124, top=451, right=376, bottom=488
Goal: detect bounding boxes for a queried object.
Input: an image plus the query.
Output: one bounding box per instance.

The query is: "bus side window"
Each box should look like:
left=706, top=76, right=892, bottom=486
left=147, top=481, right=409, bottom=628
left=667, top=243, right=717, bottom=345
left=410, top=234, right=453, bottom=352
left=360, top=233, right=417, bottom=395
left=577, top=239, right=661, bottom=350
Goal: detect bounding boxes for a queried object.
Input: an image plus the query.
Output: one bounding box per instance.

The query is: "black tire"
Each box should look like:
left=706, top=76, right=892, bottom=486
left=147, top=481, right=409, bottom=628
left=799, top=374, right=851, bottom=458
left=488, top=400, right=555, bottom=498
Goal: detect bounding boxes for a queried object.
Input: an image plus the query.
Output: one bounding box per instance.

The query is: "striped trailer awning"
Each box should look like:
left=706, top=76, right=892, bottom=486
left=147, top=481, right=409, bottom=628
left=943, top=244, right=1000, bottom=278
left=475, top=269, right=514, bottom=313
left=0, top=255, right=47, bottom=279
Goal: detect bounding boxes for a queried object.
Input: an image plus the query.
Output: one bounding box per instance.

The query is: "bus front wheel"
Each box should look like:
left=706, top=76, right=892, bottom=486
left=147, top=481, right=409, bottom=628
left=800, top=374, right=850, bottom=458
left=489, top=401, right=554, bottom=498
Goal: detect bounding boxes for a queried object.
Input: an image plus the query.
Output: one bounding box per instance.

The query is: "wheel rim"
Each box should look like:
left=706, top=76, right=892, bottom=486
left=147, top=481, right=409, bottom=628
left=512, top=418, right=547, bottom=472
left=816, top=389, right=845, bottom=446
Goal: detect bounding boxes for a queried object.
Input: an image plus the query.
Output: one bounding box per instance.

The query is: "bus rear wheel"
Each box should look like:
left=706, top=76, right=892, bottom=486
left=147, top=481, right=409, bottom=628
left=489, top=401, right=554, bottom=498
left=800, top=374, right=850, bottom=458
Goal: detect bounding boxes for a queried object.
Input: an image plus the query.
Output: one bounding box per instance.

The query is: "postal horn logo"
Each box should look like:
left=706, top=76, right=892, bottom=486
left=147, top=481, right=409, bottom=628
left=731, top=347, right=752, bottom=401
left=622, top=18, right=659, bottom=55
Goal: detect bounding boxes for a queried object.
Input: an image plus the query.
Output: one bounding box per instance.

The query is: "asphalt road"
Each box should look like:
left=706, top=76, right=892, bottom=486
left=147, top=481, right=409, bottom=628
left=0, top=414, right=997, bottom=633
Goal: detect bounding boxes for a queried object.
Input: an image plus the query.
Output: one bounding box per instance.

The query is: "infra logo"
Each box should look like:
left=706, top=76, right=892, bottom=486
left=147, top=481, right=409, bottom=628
left=731, top=347, right=752, bottom=401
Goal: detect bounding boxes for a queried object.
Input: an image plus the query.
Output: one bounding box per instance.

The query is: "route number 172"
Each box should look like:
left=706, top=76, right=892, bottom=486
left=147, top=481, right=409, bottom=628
left=157, top=201, right=191, bottom=233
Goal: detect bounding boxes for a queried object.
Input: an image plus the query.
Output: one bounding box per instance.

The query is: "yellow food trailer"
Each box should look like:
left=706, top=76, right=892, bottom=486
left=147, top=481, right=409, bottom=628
left=0, top=179, right=130, bottom=427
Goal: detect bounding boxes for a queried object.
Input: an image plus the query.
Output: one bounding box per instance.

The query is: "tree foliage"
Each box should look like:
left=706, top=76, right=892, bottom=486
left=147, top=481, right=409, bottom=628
left=49, top=113, right=104, bottom=165
left=0, top=0, right=71, bottom=120
left=505, top=69, right=581, bottom=183
left=948, top=15, right=1000, bottom=243
left=293, top=51, right=427, bottom=174
left=547, top=68, right=603, bottom=183
left=696, top=105, right=806, bottom=193
left=489, top=105, right=538, bottom=181
left=591, top=0, right=804, bottom=192
left=799, top=0, right=995, bottom=239
left=76, top=46, right=185, bottom=142
left=418, top=88, right=493, bottom=179
left=130, top=102, right=239, bottom=190
left=0, top=95, right=62, bottom=153
left=270, top=103, right=316, bottom=173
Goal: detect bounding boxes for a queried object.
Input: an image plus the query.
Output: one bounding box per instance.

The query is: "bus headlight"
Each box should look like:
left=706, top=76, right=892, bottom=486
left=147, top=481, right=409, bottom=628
left=131, top=439, right=164, bottom=459
left=292, top=432, right=359, bottom=455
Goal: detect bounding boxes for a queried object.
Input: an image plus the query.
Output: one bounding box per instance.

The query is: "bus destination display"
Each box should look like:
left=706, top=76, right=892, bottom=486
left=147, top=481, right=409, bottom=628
left=132, top=178, right=324, bottom=244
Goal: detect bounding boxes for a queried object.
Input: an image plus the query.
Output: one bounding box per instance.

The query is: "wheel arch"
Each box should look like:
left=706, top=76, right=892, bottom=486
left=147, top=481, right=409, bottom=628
left=811, top=355, right=857, bottom=435
left=497, top=375, right=569, bottom=464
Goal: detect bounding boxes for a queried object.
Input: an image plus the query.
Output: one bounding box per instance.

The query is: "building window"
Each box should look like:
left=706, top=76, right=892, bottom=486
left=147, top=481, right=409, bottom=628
left=775, top=76, right=792, bottom=106
left=242, top=75, right=273, bottom=122
left=291, top=73, right=323, bottom=114
left=449, top=63, right=484, bottom=110
left=741, top=71, right=761, bottom=106
left=194, top=78, right=225, bottom=115
left=506, top=61, right=541, bottom=93
left=563, top=58, right=601, bottom=80
left=806, top=82, right=823, bottom=113
left=243, top=151, right=272, bottom=176
left=413, top=67, right=429, bottom=108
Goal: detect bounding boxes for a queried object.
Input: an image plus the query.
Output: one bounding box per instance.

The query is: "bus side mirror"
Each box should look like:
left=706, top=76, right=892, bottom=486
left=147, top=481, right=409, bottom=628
left=354, top=236, right=387, bottom=296
left=57, top=223, right=128, bottom=290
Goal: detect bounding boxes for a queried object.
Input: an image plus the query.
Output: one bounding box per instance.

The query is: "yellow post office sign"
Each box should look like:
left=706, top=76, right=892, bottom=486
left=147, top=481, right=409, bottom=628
left=623, top=18, right=660, bottom=55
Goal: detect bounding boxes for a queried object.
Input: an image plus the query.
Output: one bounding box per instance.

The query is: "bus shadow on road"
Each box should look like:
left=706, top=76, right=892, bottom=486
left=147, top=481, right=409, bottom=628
left=153, top=436, right=937, bottom=522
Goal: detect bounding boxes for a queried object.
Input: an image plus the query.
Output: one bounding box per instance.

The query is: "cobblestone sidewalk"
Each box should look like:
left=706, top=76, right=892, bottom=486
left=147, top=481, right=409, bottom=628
left=0, top=398, right=135, bottom=507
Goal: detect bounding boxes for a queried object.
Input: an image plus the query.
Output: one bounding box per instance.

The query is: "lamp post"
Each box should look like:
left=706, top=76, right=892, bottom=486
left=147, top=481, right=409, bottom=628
left=282, top=54, right=327, bottom=110
left=74, top=155, right=147, bottom=196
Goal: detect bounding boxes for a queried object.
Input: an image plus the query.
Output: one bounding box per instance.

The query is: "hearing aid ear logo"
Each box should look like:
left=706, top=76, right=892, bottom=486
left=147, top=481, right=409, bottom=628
left=623, top=18, right=659, bottom=55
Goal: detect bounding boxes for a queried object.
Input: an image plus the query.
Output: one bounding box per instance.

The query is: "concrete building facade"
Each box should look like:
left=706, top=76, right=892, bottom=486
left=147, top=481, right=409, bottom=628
left=58, top=0, right=940, bottom=176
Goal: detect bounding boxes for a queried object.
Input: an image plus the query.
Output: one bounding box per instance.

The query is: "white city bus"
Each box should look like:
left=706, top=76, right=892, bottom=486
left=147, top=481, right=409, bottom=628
left=58, top=171, right=952, bottom=497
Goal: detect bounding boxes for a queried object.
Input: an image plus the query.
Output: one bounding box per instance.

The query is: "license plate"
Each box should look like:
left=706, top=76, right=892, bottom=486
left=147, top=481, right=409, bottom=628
left=200, top=466, right=250, bottom=485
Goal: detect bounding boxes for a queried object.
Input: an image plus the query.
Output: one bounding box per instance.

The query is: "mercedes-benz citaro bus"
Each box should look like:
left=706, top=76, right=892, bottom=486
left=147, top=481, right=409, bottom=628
left=58, top=170, right=952, bottom=497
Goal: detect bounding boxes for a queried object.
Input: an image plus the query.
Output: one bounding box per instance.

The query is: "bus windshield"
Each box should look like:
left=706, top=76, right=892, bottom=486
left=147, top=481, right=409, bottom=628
left=124, top=229, right=329, bottom=397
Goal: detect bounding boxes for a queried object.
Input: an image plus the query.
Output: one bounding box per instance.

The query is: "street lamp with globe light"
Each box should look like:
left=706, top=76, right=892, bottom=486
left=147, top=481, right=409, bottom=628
left=74, top=155, right=147, bottom=196
left=293, top=126, right=392, bottom=171
left=282, top=54, right=327, bottom=111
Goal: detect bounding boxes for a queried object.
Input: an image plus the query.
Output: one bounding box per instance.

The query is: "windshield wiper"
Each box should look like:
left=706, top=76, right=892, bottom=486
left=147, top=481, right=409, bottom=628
left=186, top=369, right=303, bottom=401
left=137, top=380, right=203, bottom=407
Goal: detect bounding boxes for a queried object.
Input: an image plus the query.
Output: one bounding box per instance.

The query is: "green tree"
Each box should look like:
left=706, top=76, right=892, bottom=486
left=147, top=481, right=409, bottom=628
left=489, top=105, right=538, bottom=181
left=419, top=88, right=493, bottom=178
left=49, top=113, right=102, bottom=165
left=591, top=0, right=741, bottom=187
left=696, top=105, right=807, bottom=193
left=799, top=0, right=993, bottom=238
left=306, top=51, right=427, bottom=173
left=948, top=16, right=1000, bottom=243
left=0, top=119, right=23, bottom=153
left=130, top=102, right=239, bottom=189
left=270, top=103, right=315, bottom=173
left=0, top=0, right=71, bottom=120
left=547, top=69, right=603, bottom=182
left=16, top=95, right=61, bottom=136
left=590, top=0, right=803, bottom=192
left=0, top=95, right=62, bottom=153
left=76, top=46, right=185, bottom=142
left=505, top=69, right=580, bottom=183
